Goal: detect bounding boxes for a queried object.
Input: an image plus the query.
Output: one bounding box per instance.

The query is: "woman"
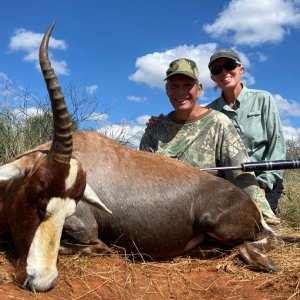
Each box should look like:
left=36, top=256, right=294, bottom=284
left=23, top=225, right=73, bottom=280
left=207, top=49, right=286, bottom=214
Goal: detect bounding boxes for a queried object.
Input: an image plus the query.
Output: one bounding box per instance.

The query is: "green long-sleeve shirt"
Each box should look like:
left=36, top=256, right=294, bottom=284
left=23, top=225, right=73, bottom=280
left=206, top=85, right=286, bottom=190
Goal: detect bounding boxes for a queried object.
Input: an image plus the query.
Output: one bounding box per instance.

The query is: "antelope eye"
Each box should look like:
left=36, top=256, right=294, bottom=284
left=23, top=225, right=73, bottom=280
left=33, top=192, right=42, bottom=199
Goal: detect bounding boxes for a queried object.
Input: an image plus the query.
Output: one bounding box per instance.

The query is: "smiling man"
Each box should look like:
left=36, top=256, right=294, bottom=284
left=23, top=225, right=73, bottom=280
left=140, top=58, right=280, bottom=225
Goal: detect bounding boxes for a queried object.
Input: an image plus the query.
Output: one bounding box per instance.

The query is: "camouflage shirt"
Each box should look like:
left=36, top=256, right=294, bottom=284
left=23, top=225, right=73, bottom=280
left=140, top=109, right=274, bottom=216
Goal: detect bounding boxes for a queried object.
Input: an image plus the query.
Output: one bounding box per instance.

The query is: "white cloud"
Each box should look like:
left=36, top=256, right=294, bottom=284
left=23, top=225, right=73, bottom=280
left=8, top=28, right=69, bottom=75
left=49, top=60, right=69, bottom=76
left=129, top=44, right=256, bottom=89
left=13, top=107, right=44, bottom=118
left=273, top=94, right=300, bottom=116
left=86, top=112, right=108, bottom=123
left=241, top=72, right=255, bottom=86
left=203, top=0, right=300, bottom=46
left=98, top=123, right=144, bottom=149
left=272, top=94, right=300, bottom=140
left=6, top=107, right=47, bottom=125
left=86, top=85, right=98, bottom=94
left=127, top=95, right=147, bottom=102
left=282, top=125, right=300, bottom=140
left=95, top=114, right=151, bottom=149
left=136, top=115, right=151, bottom=126
left=9, top=28, right=66, bottom=52
left=129, top=43, right=219, bottom=89
left=256, top=52, right=268, bottom=62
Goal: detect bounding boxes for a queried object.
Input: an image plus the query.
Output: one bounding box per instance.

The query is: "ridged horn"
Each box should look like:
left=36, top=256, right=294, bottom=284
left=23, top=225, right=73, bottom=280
left=39, top=21, right=72, bottom=164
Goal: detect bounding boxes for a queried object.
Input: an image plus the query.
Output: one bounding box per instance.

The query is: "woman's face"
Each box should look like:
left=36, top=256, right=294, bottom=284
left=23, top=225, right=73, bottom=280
left=210, top=58, right=244, bottom=91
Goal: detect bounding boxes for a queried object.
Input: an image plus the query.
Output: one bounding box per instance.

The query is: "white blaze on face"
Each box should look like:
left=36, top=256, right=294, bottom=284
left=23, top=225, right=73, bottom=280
left=65, top=159, right=79, bottom=191
left=25, top=197, right=76, bottom=292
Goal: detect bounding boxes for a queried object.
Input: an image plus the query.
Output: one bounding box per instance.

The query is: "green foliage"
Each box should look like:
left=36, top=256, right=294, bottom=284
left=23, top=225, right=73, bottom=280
left=0, top=81, right=99, bottom=163
left=278, top=137, right=300, bottom=228
left=0, top=110, right=52, bottom=162
left=0, top=109, right=80, bottom=162
left=285, top=137, right=300, bottom=160
left=21, top=112, right=53, bottom=149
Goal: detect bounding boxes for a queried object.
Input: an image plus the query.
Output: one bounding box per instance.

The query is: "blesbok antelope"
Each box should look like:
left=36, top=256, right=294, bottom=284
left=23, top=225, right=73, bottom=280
left=0, top=22, right=111, bottom=292
left=0, top=23, right=284, bottom=293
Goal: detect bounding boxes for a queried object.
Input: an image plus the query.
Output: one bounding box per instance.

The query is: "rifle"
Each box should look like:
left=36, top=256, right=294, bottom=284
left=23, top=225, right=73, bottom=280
left=200, top=159, right=300, bottom=172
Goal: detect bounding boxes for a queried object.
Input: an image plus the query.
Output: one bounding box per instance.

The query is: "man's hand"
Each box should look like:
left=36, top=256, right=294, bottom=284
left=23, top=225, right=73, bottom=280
left=146, top=114, right=164, bottom=127
left=260, top=188, right=266, bottom=195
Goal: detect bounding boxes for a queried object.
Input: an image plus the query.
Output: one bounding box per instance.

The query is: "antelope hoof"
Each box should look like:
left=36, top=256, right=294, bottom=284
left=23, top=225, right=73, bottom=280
left=238, top=244, right=278, bottom=272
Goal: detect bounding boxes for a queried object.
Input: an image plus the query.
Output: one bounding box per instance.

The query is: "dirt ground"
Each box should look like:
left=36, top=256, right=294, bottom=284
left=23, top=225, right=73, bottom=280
left=0, top=227, right=299, bottom=300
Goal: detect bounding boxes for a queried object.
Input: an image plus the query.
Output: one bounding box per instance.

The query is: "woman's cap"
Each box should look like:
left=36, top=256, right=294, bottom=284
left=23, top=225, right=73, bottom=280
left=208, top=49, right=241, bottom=68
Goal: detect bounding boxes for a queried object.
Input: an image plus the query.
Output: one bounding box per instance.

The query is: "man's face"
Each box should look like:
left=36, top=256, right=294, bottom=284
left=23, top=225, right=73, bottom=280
left=166, top=75, right=201, bottom=113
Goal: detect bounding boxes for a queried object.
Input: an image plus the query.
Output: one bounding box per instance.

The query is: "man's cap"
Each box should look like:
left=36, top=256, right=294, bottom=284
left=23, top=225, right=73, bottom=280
left=208, top=49, right=241, bottom=69
left=165, top=58, right=199, bottom=81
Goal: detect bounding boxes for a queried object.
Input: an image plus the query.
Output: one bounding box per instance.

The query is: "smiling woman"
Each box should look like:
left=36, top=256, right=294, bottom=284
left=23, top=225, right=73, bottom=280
left=207, top=48, right=286, bottom=215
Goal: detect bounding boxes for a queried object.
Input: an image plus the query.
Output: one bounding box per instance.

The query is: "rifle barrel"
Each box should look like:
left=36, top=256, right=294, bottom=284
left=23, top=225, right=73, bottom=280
left=200, top=159, right=300, bottom=172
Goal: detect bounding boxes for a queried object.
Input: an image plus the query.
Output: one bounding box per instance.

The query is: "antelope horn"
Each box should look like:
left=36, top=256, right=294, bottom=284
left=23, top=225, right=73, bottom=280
left=39, top=21, right=72, bottom=164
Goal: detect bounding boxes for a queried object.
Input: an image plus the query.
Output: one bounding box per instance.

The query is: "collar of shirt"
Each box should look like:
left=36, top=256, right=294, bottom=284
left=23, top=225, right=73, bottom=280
left=216, top=84, right=248, bottom=112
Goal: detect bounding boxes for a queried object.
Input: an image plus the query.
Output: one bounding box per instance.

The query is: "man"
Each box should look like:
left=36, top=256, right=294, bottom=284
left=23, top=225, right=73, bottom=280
left=207, top=49, right=286, bottom=213
left=140, top=58, right=280, bottom=225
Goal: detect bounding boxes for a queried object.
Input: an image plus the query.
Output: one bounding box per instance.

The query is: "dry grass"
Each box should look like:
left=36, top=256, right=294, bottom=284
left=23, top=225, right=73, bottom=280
left=278, top=169, right=300, bottom=228
left=0, top=233, right=299, bottom=300
left=55, top=242, right=300, bottom=299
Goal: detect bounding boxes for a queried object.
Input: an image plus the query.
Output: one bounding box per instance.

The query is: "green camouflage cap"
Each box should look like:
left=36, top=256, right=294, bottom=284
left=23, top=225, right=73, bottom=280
left=165, top=58, right=199, bottom=81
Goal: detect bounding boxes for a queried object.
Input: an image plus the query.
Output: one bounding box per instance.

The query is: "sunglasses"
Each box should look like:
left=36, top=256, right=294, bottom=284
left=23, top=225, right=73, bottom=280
left=210, top=60, right=240, bottom=76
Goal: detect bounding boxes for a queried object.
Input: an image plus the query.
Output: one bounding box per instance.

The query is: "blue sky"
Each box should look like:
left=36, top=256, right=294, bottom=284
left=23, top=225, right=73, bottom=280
left=1, top=0, right=300, bottom=148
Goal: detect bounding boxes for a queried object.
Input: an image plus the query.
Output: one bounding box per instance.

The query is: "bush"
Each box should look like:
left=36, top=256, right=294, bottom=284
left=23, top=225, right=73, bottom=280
left=278, top=138, right=300, bottom=228
left=0, top=81, right=102, bottom=162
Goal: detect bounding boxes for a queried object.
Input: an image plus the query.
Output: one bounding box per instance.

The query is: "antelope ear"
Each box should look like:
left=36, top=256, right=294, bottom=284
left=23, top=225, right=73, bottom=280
left=0, top=152, right=46, bottom=183
left=0, top=162, right=25, bottom=182
left=82, top=184, right=112, bottom=214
